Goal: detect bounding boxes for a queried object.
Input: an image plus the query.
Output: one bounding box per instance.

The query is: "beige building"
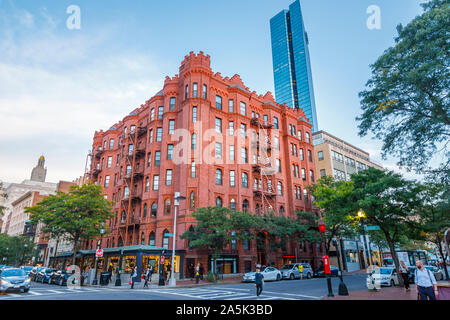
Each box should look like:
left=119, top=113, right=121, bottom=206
left=312, top=131, right=383, bottom=181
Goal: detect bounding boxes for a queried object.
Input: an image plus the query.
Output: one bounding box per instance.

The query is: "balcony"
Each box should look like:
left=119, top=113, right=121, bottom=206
left=121, top=191, right=142, bottom=204
left=94, top=147, right=104, bottom=159
left=253, top=190, right=276, bottom=198
left=137, top=126, right=147, bottom=137
left=92, top=168, right=102, bottom=178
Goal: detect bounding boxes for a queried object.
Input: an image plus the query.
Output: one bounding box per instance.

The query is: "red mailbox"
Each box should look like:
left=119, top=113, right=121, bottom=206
left=323, top=255, right=331, bottom=275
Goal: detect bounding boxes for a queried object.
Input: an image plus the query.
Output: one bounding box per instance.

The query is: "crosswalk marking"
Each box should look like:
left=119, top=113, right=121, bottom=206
left=28, top=291, right=43, bottom=295
left=47, top=290, right=65, bottom=294
left=225, top=295, right=257, bottom=300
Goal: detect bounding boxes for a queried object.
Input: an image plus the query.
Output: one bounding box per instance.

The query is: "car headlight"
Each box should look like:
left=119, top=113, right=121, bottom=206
left=25, top=278, right=31, bottom=283
left=0, top=280, right=9, bottom=285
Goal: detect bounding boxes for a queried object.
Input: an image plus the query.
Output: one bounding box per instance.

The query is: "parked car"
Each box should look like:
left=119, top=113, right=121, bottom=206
left=408, top=266, right=444, bottom=283
left=243, top=267, right=282, bottom=282
left=30, top=267, right=45, bottom=281
left=0, top=268, right=31, bottom=293
left=367, top=267, right=399, bottom=287
left=314, top=265, right=339, bottom=278
left=20, top=266, right=34, bottom=276
left=280, top=263, right=313, bottom=280
left=50, top=270, right=72, bottom=286
left=0, top=265, right=14, bottom=271
left=36, top=268, right=56, bottom=284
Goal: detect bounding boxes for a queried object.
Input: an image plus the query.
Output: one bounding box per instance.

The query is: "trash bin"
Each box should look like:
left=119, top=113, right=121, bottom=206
left=100, top=272, right=111, bottom=286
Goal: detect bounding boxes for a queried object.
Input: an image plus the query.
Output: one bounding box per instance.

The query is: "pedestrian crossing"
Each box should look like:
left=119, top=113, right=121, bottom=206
left=0, top=287, right=118, bottom=300
left=134, top=287, right=320, bottom=300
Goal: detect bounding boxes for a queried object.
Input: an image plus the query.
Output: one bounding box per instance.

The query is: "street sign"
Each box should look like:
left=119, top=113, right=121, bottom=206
left=160, top=256, right=165, bottom=265
left=166, top=233, right=174, bottom=237
left=364, top=226, right=380, bottom=231
left=96, top=249, right=103, bottom=258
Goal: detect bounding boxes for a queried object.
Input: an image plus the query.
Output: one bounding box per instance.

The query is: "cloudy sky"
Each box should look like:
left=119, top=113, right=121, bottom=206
left=0, top=0, right=425, bottom=183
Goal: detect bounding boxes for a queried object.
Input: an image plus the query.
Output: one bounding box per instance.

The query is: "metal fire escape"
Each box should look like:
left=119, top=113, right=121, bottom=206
left=119, top=124, right=147, bottom=246
left=250, top=117, right=276, bottom=215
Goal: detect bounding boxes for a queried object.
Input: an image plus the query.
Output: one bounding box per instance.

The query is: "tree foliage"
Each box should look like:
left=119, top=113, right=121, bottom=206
left=308, top=176, right=357, bottom=251
left=357, top=0, right=450, bottom=182
left=0, top=234, right=36, bottom=266
left=25, top=183, right=113, bottom=265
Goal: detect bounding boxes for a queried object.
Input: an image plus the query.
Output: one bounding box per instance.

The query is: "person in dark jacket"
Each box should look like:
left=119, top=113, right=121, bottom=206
left=254, top=267, right=264, bottom=297
left=199, top=263, right=205, bottom=280
left=130, top=266, right=138, bottom=289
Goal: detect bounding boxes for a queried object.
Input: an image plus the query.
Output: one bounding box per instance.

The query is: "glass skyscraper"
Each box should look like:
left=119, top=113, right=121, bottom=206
left=270, top=0, right=319, bottom=132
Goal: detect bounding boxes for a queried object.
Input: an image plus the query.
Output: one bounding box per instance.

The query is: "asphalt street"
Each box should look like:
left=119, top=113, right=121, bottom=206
left=0, top=274, right=368, bottom=300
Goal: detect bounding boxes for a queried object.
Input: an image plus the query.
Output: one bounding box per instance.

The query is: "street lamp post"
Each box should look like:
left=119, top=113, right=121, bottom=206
left=332, top=238, right=349, bottom=296
left=318, top=219, right=334, bottom=298
left=169, top=193, right=186, bottom=287
left=358, top=210, right=373, bottom=268
left=92, top=227, right=105, bottom=285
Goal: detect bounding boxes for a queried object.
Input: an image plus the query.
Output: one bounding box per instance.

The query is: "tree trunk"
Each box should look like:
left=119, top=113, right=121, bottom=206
left=437, top=241, right=449, bottom=280
left=384, top=231, right=403, bottom=287
left=52, top=238, right=59, bottom=268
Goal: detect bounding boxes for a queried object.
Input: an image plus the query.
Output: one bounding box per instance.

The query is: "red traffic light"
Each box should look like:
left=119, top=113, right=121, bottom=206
left=318, top=219, right=326, bottom=233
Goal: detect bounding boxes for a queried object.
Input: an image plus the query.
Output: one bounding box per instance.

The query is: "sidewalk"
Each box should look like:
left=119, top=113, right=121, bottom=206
left=85, top=276, right=243, bottom=289
left=322, top=287, right=419, bottom=300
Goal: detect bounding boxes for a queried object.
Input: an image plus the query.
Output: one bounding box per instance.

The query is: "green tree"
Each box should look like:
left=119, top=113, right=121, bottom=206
left=26, top=183, right=113, bottom=266
left=180, top=207, right=255, bottom=278
left=0, top=235, right=36, bottom=266
left=308, top=176, right=357, bottom=252
left=349, top=168, right=422, bottom=285
left=357, top=0, right=450, bottom=183
left=413, top=182, right=450, bottom=279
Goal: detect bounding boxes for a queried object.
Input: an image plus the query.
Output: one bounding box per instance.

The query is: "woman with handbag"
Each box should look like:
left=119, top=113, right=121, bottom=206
left=130, top=266, right=138, bottom=289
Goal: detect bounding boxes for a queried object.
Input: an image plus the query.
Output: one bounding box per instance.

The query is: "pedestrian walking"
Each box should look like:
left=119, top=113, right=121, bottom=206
left=107, top=263, right=113, bottom=283
left=195, top=263, right=200, bottom=284
left=199, top=263, right=204, bottom=280
left=399, top=261, right=410, bottom=291
left=130, top=266, right=138, bottom=289
left=298, top=264, right=304, bottom=280
left=143, top=267, right=151, bottom=288
left=254, top=267, right=264, bottom=297
left=415, top=260, right=438, bottom=300
left=166, top=262, right=172, bottom=284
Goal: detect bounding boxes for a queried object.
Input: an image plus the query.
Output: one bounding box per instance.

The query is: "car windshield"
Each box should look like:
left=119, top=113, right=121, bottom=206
left=1, top=269, right=26, bottom=277
left=374, top=268, right=392, bottom=275
left=23, top=267, right=33, bottom=271
left=281, top=264, right=295, bottom=270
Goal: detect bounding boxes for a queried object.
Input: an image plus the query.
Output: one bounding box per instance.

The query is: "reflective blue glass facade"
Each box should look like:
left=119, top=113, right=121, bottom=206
left=270, top=0, right=319, bottom=132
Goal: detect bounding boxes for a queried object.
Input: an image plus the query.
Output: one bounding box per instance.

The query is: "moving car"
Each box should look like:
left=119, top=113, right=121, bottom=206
left=243, top=267, right=282, bottom=282
left=36, top=268, right=56, bottom=284
left=314, top=265, right=339, bottom=278
left=367, top=267, right=400, bottom=288
left=0, top=268, right=31, bottom=293
left=280, top=263, right=313, bottom=280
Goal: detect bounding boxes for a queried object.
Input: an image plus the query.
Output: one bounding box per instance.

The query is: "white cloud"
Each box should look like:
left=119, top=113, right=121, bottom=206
left=0, top=9, right=165, bottom=183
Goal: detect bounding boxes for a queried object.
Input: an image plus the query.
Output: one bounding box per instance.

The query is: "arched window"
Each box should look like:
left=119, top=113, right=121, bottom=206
left=242, top=172, right=248, bottom=188
left=141, top=232, right=145, bottom=245
left=185, top=84, right=189, bottom=99
left=243, top=199, right=249, bottom=213
left=118, top=237, right=124, bottom=247
left=191, top=161, right=196, bottom=178
left=148, top=232, right=155, bottom=246
left=243, top=231, right=250, bottom=250
left=121, top=211, right=126, bottom=223
left=163, top=230, right=170, bottom=249
left=112, top=237, right=115, bottom=248
left=190, top=191, right=196, bottom=209
left=164, top=199, right=171, bottom=215
left=230, top=198, right=236, bottom=211
left=256, top=204, right=260, bottom=215
left=280, top=206, right=285, bottom=216
left=215, top=169, right=223, bottom=185
left=143, top=203, right=148, bottom=218
left=216, top=197, right=223, bottom=207
left=151, top=202, right=157, bottom=217
left=277, top=181, right=283, bottom=196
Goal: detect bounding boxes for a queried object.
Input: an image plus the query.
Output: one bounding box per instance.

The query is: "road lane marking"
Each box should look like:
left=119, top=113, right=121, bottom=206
left=28, top=291, right=43, bottom=295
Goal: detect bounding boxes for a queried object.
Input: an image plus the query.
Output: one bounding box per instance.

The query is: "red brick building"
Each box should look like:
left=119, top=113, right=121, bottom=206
left=87, top=52, right=322, bottom=277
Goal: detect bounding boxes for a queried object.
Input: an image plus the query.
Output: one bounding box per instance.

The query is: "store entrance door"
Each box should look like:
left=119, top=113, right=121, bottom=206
left=186, top=258, right=195, bottom=279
